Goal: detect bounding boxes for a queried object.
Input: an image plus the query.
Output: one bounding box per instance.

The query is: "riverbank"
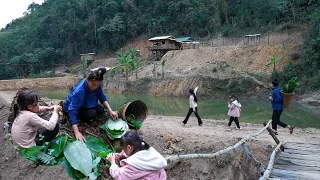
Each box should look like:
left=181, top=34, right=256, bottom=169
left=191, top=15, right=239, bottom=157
left=1, top=91, right=320, bottom=179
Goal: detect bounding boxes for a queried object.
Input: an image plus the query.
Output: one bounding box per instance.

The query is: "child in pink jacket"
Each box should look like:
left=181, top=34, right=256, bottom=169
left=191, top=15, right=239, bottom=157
left=227, top=95, right=242, bottom=129
left=107, top=130, right=167, bottom=180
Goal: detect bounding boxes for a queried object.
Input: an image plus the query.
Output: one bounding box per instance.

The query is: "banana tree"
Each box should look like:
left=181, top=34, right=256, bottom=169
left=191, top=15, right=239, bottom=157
left=266, top=55, right=280, bottom=72
left=116, top=49, right=132, bottom=80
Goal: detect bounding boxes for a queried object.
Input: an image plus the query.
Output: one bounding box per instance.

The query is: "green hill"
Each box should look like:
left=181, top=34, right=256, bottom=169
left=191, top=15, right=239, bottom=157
left=0, top=0, right=319, bottom=90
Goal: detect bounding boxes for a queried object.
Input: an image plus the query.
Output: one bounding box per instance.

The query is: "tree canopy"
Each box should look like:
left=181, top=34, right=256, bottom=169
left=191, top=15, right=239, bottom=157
left=0, top=0, right=319, bottom=79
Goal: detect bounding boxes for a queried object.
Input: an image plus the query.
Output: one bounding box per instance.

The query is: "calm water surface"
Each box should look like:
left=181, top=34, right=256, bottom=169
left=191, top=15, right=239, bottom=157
left=37, top=90, right=320, bottom=129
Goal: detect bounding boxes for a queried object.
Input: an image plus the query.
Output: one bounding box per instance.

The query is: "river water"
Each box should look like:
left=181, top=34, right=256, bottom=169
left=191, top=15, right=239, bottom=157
left=37, top=90, right=320, bottom=129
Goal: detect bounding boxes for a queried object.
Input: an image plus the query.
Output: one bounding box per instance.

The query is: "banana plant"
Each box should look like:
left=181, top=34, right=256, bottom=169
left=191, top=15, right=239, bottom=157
left=116, top=48, right=132, bottom=80
left=266, top=55, right=280, bottom=72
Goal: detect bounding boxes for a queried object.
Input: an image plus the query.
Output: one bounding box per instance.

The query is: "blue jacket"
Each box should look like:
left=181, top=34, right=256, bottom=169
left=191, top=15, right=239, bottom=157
left=271, top=87, right=283, bottom=110
left=63, top=79, right=107, bottom=125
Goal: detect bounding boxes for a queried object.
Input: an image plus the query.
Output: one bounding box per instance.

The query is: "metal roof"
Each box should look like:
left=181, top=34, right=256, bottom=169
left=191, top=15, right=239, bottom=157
left=176, top=37, right=192, bottom=42
left=148, top=36, right=175, bottom=41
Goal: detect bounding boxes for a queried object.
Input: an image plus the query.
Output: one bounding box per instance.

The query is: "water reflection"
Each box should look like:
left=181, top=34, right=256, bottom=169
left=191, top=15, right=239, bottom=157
left=36, top=90, right=320, bottom=129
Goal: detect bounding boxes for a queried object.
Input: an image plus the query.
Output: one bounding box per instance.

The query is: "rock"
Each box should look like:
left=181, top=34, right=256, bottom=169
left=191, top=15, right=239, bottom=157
left=165, top=135, right=173, bottom=142
left=165, top=141, right=172, bottom=149
left=4, top=133, right=11, bottom=140
left=5, top=158, right=9, bottom=161
left=202, top=164, right=210, bottom=174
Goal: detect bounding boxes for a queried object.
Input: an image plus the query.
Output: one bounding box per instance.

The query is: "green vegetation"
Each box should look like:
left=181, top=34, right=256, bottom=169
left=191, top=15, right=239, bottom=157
left=116, top=47, right=140, bottom=80
left=161, top=59, right=166, bottom=79
left=17, top=135, right=113, bottom=180
left=276, top=13, right=320, bottom=91
left=0, top=0, right=319, bottom=91
left=281, top=77, right=297, bottom=94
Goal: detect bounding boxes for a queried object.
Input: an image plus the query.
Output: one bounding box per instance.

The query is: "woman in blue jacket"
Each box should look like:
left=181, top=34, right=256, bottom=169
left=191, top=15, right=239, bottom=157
left=63, top=67, right=118, bottom=142
left=269, top=79, right=294, bottom=135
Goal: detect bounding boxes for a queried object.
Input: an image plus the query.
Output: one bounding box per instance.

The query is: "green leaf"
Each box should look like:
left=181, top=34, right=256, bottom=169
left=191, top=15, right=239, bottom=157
left=84, top=136, right=113, bottom=158
left=48, top=136, right=68, bottom=157
left=17, top=146, right=43, bottom=163
left=62, top=157, right=80, bottom=180
left=88, top=172, right=98, bottom=180
left=37, top=151, right=57, bottom=165
left=63, top=141, right=93, bottom=176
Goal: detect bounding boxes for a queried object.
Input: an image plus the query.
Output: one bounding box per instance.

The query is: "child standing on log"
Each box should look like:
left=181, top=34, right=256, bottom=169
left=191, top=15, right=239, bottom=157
left=227, top=95, right=242, bottom=130
left=269, top=79, right=294, bottom=135
left=182, top=87, right=203, bottom=126
left=106, top=130, right=167, bottom=180
left=11, top=90, right=61, bottom=149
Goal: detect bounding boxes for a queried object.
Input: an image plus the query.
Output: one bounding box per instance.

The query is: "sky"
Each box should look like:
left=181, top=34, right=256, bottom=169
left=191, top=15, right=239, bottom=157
left=0, top=0, right=44, bottom=29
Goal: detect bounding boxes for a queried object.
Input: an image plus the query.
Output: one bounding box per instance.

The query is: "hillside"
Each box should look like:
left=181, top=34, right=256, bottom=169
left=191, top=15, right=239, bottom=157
left=90, top=41, right=298, bottom=97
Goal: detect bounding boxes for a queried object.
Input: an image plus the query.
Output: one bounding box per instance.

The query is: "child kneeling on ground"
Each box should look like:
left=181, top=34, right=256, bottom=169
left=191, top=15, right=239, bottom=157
left=11, top=90, right=61, bottom=149
left=106, top=130, right=167, bottom=180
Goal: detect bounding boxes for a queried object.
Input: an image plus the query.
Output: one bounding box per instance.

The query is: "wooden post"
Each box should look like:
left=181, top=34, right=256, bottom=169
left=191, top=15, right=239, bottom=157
left=263, top=122, right=284, bottom=151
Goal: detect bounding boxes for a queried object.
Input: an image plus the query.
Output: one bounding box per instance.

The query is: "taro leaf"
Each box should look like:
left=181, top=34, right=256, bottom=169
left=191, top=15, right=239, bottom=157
left=84, top=136, right=113, bottom=158
left=63, top=141, right=93, bottom=176
left=48, top=136, right=68, bottom=157
left=62, top=157, right=80, bottom=180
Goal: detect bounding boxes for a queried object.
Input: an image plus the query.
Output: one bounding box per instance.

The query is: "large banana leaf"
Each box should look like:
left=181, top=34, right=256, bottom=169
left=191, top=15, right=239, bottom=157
left=63, top=141, right=93, bottom=176
left=84, top=136, right=113, bottom=158
left=48, top=136, right=68, bottom=157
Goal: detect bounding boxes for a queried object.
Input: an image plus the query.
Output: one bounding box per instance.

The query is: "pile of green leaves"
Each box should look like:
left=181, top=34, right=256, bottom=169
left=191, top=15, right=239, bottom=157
left=16, top=135, right=113, bottom=180
left=126, top=115, right=142, bottom=130
left=281, top=77, right=297, bottom=94
left=100, top=118, right=129, bottom=140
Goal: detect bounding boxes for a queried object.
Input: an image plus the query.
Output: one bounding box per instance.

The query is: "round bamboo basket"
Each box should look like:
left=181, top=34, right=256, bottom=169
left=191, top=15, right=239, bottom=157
left=281, top=92, right=294, bottom=109
left=119, top=100, right=148, bottom=126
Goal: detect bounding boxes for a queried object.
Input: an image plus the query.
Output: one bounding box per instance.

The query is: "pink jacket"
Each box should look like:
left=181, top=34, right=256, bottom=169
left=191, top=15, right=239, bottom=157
left=109, top=147, right=167, bottom=180
left=227, top=100, right=242, bottom=117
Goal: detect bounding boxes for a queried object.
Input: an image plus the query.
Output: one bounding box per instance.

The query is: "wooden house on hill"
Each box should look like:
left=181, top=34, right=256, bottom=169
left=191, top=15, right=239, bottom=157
left=148, top=36, right=182, bottom=60
left=176, top=37, right=199, bottom=49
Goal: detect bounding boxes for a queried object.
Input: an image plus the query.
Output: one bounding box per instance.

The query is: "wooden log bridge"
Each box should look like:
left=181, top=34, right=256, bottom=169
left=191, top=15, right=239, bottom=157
left=270, top=142, right=320, bottom=180
left=261, top=142, right=320, bottom=180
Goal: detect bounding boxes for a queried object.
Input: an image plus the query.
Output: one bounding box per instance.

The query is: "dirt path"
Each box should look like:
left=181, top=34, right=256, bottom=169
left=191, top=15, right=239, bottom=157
left=1, top=91, right=320, bottom=180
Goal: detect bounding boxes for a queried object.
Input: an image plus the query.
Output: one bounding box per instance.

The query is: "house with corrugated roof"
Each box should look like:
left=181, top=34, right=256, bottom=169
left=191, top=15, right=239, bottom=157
left=148, top=36, right=182, bottom=60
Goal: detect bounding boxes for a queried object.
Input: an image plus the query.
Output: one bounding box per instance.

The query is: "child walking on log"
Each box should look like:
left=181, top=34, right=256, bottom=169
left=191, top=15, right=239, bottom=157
left=227, top=95, right=242, bottom=130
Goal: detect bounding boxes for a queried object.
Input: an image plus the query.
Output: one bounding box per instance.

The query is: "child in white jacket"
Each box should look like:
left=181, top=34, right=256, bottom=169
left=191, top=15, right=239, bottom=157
left=227, top=95, right=242, bottom=129
left=107, top=130, right=167, bottom=180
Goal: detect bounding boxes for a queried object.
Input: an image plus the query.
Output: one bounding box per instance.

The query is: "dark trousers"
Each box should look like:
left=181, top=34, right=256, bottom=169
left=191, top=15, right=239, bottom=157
left=35, top=123, right=60, bottom=146
left=183, top=107, right=203, bottom=125
left=78, top=105, right=105, bottom=122
left=272, top=110, right=287, bottom=131
left=228, top=116, right=240, bottom=129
